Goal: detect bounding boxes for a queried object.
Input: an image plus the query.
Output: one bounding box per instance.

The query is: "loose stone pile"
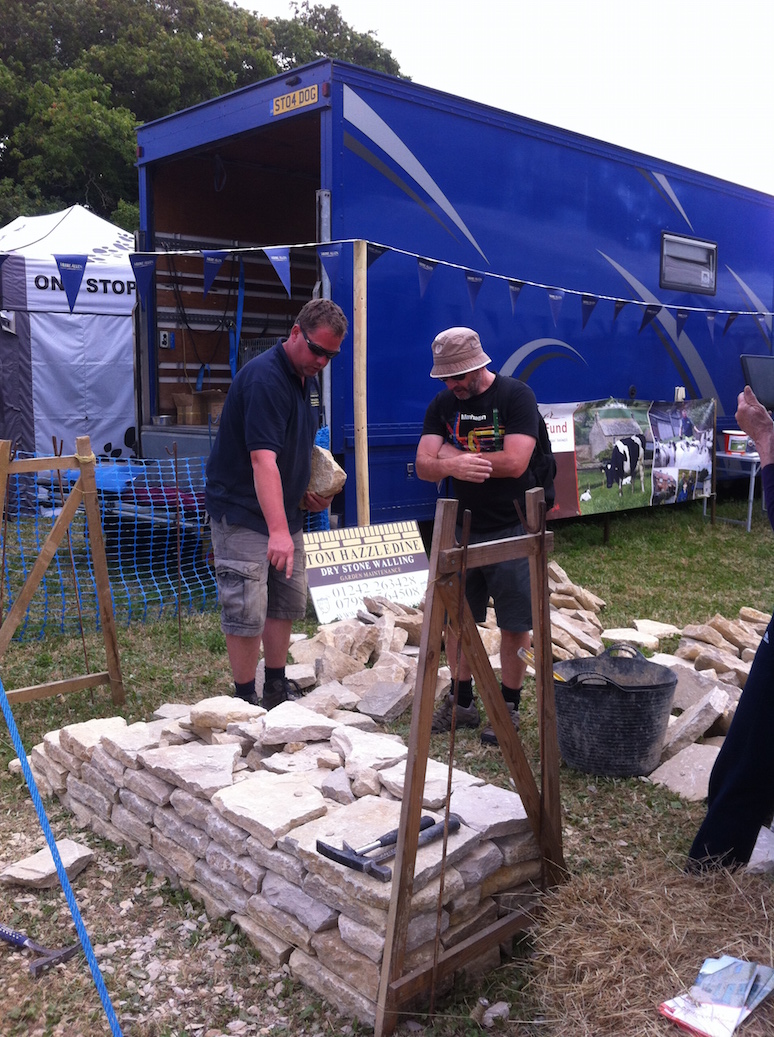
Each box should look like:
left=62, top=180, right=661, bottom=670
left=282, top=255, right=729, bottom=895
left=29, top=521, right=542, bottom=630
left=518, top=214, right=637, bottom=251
left=26, top=696, right=542, bottom=1027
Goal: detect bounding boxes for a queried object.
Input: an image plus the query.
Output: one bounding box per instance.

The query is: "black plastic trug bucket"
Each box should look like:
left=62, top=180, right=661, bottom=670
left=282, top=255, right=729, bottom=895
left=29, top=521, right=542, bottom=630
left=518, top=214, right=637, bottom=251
left=553, top=643, right=677, bottom=777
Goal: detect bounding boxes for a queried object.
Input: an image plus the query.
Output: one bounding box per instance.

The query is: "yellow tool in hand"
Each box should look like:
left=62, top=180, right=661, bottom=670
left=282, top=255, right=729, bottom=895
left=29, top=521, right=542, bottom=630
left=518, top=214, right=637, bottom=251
left=518, top=646, right=566, bottom=681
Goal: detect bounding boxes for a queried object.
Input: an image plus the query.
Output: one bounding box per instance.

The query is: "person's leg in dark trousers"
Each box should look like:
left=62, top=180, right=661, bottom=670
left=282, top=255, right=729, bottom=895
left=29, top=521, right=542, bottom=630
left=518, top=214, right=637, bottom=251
left=688, top=616, right=774, bottom=869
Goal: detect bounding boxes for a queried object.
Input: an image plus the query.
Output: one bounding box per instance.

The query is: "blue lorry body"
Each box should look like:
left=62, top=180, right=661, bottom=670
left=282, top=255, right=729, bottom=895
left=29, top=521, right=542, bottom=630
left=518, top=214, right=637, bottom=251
left=135, top=60, right=774, bottom=526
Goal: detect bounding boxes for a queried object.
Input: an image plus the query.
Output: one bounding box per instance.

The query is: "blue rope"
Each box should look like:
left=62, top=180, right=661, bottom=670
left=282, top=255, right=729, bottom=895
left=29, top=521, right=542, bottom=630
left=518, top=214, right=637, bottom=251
left=0, top=677, right=124, bottom=1036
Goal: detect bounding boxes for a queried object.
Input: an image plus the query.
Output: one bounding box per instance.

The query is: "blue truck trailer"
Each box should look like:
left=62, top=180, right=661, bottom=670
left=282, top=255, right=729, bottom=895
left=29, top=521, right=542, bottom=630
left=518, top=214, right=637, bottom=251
left=135, top=59, right=774, bottom=526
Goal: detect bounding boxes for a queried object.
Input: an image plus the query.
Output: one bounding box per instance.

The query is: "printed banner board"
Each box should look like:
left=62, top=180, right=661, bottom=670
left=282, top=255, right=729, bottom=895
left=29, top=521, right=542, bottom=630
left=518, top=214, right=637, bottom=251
left=304, top=521, right=429, bottom=623
left=542, top=397, right=716, bottom=518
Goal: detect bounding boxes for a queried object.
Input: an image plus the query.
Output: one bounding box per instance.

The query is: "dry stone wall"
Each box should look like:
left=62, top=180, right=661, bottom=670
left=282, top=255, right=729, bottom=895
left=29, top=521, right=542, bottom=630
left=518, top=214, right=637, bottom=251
left=27, top=697, right=542, bottom=1027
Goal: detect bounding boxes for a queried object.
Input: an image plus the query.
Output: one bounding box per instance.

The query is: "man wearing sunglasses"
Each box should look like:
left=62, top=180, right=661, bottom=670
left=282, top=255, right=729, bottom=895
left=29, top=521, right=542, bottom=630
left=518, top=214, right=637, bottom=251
left=416, top=327, right=540, bottom=745
left=205, top=298, right=348, bottom=709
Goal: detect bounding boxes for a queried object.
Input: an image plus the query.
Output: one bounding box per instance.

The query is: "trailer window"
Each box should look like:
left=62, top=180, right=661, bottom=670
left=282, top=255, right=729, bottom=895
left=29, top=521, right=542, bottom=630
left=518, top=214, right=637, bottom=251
left=660, top=233, right=717, bottom=295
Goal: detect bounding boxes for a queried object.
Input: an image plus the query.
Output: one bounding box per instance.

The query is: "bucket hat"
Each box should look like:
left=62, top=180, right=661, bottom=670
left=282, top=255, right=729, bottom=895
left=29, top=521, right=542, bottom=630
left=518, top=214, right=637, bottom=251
left=429, top=327, right=491, bottom=379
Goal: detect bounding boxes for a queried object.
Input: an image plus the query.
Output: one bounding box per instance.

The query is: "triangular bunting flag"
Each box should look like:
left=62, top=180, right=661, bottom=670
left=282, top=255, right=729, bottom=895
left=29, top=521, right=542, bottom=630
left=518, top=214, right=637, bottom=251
left=317, top=244, right=342, bottom=288
left=639, top=304, right=661, bottom=333
left=202, top=250, right=229, bottom=297
left=54, top=254, right=88, bottom=313
left=676, top=308, right=689, bottom=339
left=508, top=280, right=524, bottom=315
left=367, top=243, right=387, bottom=268
left=417, top=257, right=437, bottom=298
left=465, top=270, right=484, bottom=311
left=129, top=254, right=157, bottom=311
left=723, top=313, right=739, bottom=335
left=264, top=246, right=291, bottom=297
left=581, top=294, right=598, bottom=329
left=706, top=311, right=716, bottom=343
left=614, top=299, right=628, bottom=322
left=547, top=288, right=564, bottom=327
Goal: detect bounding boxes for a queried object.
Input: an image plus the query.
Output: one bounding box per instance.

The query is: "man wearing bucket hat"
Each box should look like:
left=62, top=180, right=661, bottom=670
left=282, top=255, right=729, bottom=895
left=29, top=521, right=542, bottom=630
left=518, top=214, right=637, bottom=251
left=415, top=327, right=540, bottom=745
left=688, top=384, right=774, bottom=871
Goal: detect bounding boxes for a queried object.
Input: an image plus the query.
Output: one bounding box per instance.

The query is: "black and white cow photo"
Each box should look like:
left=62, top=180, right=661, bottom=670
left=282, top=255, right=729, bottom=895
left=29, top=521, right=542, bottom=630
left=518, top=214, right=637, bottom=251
left=602, top=435, right=646, bottom=496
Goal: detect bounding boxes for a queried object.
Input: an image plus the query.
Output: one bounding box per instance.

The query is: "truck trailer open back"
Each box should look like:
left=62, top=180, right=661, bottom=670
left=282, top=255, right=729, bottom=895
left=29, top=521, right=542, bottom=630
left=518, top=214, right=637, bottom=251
left=135, top=59, right=774, bottom=526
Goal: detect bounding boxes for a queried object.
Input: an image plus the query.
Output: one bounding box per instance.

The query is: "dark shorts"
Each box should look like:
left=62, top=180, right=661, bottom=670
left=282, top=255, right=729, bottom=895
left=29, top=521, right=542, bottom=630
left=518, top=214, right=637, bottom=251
left=209, top=516, right=307, bottom=637
left=459, top=522, right=532, bottom=632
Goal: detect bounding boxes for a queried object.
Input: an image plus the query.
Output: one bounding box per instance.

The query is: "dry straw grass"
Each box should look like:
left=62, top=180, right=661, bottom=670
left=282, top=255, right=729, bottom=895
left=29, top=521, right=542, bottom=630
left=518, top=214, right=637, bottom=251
left=525, top=858, right=774, bottom=1037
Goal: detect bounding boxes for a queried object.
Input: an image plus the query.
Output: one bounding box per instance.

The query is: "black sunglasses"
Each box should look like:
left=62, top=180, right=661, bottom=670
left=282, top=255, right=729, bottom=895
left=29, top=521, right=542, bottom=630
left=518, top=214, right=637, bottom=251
left=299, top=325, right=339, bottom=361
left=444, top=372, right=469, bottom=383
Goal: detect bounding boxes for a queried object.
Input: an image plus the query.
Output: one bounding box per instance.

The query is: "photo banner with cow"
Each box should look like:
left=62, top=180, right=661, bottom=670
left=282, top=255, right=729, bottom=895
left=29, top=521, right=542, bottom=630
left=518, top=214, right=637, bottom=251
left=539, top=397, right=716, bottom=519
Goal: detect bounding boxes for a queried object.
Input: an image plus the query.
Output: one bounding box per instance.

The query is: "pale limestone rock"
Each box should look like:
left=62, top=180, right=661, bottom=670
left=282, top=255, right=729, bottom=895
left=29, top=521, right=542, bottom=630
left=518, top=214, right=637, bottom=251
left=184, top=878, right=234, bottom=921
left=660, top=686, right=730, bottom=763
left=682, top=623, right=740, bottom=655
left=90, top=744, right=128, bottom=786
left=262, top=871, right=338, bottom=932
left=59, top=716, right=128, bottom=761
left=599, top=628, right=659, bottom=651
left=648, top=743, right=721, bottom=801
left=694, top=647, right=751, bottom=687
left=708, top=613, right=761, bottom=654
left=256, top=700, right=341, bottom=745
left=316, top=748, right=344, bottom=770
left=370, top=613, right=397, bottom=661
left=738, top=605, right=770, bottom=627
left=66, top=773, right=113, bottom=820
left=675, top=638, right=705, bottom=662
left=123, top=767, right=175, bottom=806
left=338, top=912, right=385, bottom=963
left=154, top=805, right=211, bottom=857
left=120, top=787, right=156, bottom=825
left=151, top=829, right=198, bottom=881
left=101, top=720, right=168, bottom=768
left=30, top=744, right=68, bottom=793
left=290, top=948, right=376, bottom=1029
left=481, top=858, right=543, bottom=897
left=205, top=843, right=265, bottom=894
left=111, top=804, right=153, bottom=847
left=454, top=840, right=504, bottom=888
left=747, top=827, right=774, bottom=874
left=634, top=618, right=682, bottom=638
left=213, top=771, right=327, bottom=848
left=193, top=860, right=250, bottom=914
left=137, top=742, right=241, bottom=798
left=0, top=838, right=93, bottom=888
left=378, top=757, right=485, bottom=809
left=442, top=898, right=498, bottom=949
left=233, top=912, right=294, bottom=966
left=260, top=744, right=332, bottom=777
left=152, top=702, right=192, bottom=720
left=355, top=681, right=413, bottom=723
left=350, top=765, right=381, bottom=797
left=492, top=831, right=542, bottom=866
left=306, top=444, right=346, bottom=496
left=329, top=726, right=408, bottom=774
left=246, top=836, right=308, bottom=885
left=188, top=695, right=266, bottom=731
left=42, top=730, right=83, bottom=777
left=79, top=760, right=120, bottom=805
left=389, top=625, right=410, bottom=653
left=550, top=610, right=605, bottom=655
left=550, top=592, right=579, bottom=611
left=246, top=893, right=314, bottom=952
left=393, top=612, right=423, bottom=646
left=315, top=645, right=365, bottom=683
left=328, top=709, right=379, bottom=731
left=321, top=767, right=355, bottom=805
left=449, top=783, right=531, bottom=838
left=303, top=681, right=361, bottom=714
left=205, top=807, right=250, bottom=854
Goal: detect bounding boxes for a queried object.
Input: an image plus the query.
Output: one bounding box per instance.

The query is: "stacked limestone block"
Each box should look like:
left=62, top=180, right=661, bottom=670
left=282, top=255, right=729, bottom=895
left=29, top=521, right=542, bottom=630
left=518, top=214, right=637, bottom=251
left=29, top=697, right=542, bottom=1028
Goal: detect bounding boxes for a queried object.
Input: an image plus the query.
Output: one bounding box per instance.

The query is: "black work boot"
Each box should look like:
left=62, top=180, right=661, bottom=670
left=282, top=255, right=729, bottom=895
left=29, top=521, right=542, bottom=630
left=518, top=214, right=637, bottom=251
left=262, top=676, right=302, bottom=710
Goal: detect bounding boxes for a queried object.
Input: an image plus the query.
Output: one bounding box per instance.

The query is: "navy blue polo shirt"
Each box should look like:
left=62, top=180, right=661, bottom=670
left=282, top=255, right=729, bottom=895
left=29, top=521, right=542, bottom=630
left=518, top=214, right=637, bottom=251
left=205, top=342, right=317, bottom=535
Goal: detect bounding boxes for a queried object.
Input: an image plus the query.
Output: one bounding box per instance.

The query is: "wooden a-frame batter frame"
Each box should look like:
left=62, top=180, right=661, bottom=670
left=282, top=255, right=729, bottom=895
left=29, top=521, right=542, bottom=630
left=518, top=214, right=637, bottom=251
left=374, top=489, right=565, bottom=1035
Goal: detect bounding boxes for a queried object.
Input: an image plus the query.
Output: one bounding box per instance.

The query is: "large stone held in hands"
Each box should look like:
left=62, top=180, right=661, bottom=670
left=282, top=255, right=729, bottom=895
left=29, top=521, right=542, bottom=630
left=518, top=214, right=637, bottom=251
left=306, top=445, right=346, bottom=498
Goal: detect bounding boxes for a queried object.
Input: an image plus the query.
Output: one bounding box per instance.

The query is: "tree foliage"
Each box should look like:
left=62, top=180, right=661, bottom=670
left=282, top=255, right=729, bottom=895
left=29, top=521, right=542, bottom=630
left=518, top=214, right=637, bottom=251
left=0, top=0, right=401, bottom=230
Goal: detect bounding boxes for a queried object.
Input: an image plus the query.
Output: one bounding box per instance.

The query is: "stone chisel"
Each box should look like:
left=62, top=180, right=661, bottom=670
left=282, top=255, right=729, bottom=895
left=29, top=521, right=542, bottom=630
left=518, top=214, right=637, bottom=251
left=316, top=814, right=461, bottom=881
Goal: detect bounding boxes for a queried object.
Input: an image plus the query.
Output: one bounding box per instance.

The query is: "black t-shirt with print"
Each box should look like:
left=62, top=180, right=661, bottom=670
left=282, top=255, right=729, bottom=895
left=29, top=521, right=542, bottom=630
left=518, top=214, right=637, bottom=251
left=422, top=374, right=539, bottom=532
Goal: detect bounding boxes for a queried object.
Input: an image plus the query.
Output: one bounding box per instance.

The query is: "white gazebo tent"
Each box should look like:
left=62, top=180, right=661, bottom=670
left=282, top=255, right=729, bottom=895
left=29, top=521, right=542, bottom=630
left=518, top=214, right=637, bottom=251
left=0, top=205, right=137, bottom=458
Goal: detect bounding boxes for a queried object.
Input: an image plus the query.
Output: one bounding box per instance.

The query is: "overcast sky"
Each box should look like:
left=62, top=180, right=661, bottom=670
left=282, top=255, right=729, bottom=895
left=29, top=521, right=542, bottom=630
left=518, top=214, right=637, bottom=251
left=233, top=0, right=774, bottom=196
